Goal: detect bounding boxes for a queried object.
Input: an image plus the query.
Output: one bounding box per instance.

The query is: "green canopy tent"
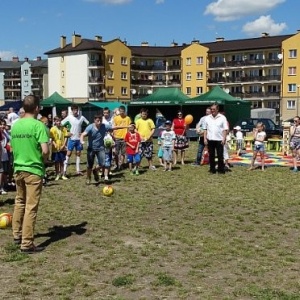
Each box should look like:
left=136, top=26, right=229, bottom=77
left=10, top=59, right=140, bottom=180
left=40, top=92, right=73, bottom=121
left=183, top=86, right=251, bottom=128
left=128, top=87, right=191, bottom=122
left=40, top=92, right=73, bottom=107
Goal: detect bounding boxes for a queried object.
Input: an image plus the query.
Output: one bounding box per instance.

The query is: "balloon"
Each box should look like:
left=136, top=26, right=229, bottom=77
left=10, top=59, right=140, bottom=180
left=184, top=114, right=193, bottom=125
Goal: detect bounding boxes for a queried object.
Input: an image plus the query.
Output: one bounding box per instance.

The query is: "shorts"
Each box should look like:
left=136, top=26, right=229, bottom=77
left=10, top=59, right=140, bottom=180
left=104, top=152, right=112, bottom=168
left=87, top=148, right=105, bottom=169
left=139, top=141, right=153, bottom=159
left=51, top=151, right=66, bottom=163
left=115, top=139, right=126, bottom=156
left=67, top=139, right=83, bottom=152
left=162, top=147, right=173, bottom=162
left=127, top=153, right=141, bottom=164
left=254, top=143, right=265, bottom=152
left=174, top=135, right=189, bottom=150
left=290, top=138, right=300, bottom=150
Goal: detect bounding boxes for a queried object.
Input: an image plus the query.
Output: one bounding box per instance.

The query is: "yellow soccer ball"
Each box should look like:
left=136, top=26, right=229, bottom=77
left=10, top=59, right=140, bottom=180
left=102, top=185, right=114, bottom=197
left=0, top=213, right=12, bottom=229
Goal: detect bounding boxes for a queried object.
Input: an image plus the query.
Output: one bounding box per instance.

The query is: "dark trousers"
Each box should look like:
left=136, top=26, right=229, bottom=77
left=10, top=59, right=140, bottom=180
left=196, top=137, right=205, bottom=164
left=207, top=140, right=224, bottom=172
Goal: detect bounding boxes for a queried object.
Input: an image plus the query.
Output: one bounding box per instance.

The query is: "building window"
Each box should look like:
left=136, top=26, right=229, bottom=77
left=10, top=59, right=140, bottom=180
left=121, top=72, right=127, bottom=80
left=121, top=87, right=127, bottom=95
left=186, top=87, right=191, bottom=95
left=61, top=71, right=64, bottom=78
left=186, top=72, right=192, bottom=81
left=289, top=49, right=297, bottom=58
left=107, top=71, right=114, bottom=79
left=186, top=57, right=191, bottom=66
left=288, top=84, right=296, bottom=92
left=61, top=56, right=64, bottom=62
left=62, top=86, right=65, bottom=94
left=196, top=87, right=203, bottom=95
left=107, top=86, right=114, bottom=95
left=108, top=55, right=114, bottom=63
left=196, top=72, right=203, bottom=80
left=24, top=80, right=28, bottom=87
left=287, top=100, right=296, bottom=109
left=24, top=70, right=28, bottom=76
left=196, top=56, right=203, bottom=64
left=288, top=67, right=296, bottom=75
left=121, top=57, right=127, bottom=65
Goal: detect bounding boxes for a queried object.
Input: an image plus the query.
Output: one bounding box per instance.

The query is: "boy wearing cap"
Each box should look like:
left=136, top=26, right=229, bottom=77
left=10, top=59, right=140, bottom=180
left=160, top=120, right=176, bottom=171
left=125, top=123, right=141, bottom=175
left=234, top=126, right=244, bottom=156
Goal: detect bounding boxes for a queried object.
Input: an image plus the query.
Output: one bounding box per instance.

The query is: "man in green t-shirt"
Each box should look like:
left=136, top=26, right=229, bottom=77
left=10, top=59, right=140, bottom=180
left=11, top=95, right=49, bottom=254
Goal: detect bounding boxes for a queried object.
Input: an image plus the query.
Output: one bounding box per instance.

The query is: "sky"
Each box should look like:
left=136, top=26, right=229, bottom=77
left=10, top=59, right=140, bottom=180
left=0, top=0, right=298, bottom=60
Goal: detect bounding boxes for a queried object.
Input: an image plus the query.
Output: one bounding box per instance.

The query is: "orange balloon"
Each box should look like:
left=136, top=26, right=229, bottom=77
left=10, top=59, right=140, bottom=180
left=184, top=114, right=193, bottom=125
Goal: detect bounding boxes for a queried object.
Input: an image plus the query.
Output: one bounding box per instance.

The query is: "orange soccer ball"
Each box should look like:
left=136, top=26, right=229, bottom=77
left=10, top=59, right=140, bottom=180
left=0, top=213, right=13, bottom=229
left=184, top=114, right=193, bottom=125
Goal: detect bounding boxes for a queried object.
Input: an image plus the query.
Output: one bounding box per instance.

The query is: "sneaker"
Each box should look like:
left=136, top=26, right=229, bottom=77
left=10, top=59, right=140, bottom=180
left=191, top=162, right=200, bottom=166
left=293, top=168, right=298, bottom=172
left=55, top=175, right=60, bottom=181
left=86, top=178, right=91, bottom=185
left=135, top=170, right=140, bottom=175
left=93, top=169, right=100, bottom=182
left=109, top=171, right=113, bottom=176
left=0, top=189, right=7, bottom=195
left=149, top=166, right=156, bottom=170
left=20, top=245, right=45, bottom=254
left=13, top=238, right=22, bottom=245
left=104, top=176, right=109, bottom=182
left=61, top=175, right=69, bottom=180
left=76, top=171, right=84, bottom=176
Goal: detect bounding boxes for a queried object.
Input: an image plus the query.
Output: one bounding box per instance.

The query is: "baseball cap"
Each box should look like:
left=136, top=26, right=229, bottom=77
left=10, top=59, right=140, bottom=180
left=165, top=120, right=172, bottom=125
left=234, top=126, right=241, bottom=130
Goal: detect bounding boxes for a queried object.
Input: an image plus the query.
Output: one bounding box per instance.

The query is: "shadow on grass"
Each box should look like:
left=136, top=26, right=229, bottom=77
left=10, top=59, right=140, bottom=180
left=0, top=198, right=15, bottom=206
left=35, top=221, right=87, bottom=248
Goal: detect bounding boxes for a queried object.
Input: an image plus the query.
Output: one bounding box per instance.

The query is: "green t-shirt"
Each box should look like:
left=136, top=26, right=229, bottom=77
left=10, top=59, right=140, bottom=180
left=11, top=118, right=49, bottom=177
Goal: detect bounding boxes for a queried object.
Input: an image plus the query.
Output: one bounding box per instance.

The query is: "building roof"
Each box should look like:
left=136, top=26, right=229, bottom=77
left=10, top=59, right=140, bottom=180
left=0, top=59, right=47, bottom=69
left=129, top=45, right=187, bottom=57
left=45, top=38, right=105, bottom=55
left=202, top=34, right=293, bottom=53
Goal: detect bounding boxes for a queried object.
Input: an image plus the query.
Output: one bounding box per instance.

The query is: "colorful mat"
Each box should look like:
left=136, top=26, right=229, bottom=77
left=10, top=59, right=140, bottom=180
left=229, top=152, right=294, bottom=167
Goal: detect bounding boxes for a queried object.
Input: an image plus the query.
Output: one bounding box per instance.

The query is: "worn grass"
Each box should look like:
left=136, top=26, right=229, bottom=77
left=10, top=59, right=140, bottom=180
left=1, top=142, right=300, bottom=299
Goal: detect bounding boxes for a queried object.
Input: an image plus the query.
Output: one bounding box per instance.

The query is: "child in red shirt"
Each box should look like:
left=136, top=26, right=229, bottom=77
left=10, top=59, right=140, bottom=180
left=125, top=123, right=141, bottom=175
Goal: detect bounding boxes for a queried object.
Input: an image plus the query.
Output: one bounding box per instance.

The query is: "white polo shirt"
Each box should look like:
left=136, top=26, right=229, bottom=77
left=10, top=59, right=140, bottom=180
left=203, top=113, right=228, bottom=141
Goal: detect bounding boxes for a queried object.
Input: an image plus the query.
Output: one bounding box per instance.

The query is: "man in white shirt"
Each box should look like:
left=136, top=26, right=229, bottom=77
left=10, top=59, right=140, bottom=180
left=7, top=107, right=19, bottom=125
left=203, top=104, right=229, bottom=174
left=61, top=105, right=89, bottom=176
left=191, top=107, right=211, bottom=166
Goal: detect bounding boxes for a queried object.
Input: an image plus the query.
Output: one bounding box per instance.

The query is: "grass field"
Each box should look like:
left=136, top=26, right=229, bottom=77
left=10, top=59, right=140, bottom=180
left=1, top=141, right=300, bottom=299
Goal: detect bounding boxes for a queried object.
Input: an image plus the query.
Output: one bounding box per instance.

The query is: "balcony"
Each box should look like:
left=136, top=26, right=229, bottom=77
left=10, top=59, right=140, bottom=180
left=4, top=74, right=21, bottom=80
left=88, top=60, right=104, bottom=67
left=3, top=85, right=21, bottom=91
left=89, top=92, right=106, bottom=100
left=208, top=59, right=282, bottom=69
left=230, top=91, right=280, bottom=99
left=131, top=64, right=166, bottom=71
left=31, top=73, right=43, bottom=79
left=207, top=75, right=281, bottom=84
left=88, top=77, right=104, bottom=84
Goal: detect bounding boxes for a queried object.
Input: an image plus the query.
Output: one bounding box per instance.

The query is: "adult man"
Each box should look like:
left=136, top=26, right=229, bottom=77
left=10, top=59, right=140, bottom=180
left=135, top=108, right=156, bottom=170
left=113, top=105, right=131, bottom=169
left=203, top=104, right=228, bottom=174
left=7, top=107, right=19, bottom=125
left=80, top=114, right=106, bottom=184
left=192, top=107, right=211, bottom=166
left=11, top=95, right=49, bottom=253
left=61, top=105, right=89, bottom=176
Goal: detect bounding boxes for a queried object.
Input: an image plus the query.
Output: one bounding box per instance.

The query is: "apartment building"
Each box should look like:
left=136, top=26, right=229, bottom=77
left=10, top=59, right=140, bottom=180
left=45, top=32, right=300, bottom=121
left=0, top=57, right=48, bottom=102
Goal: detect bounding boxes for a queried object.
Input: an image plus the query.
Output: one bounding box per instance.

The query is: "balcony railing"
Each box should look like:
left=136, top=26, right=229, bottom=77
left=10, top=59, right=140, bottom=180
left=31, top=74, right=43, bottom=79
left=89, top=60, right=104, bottom=67
left=131, top=79, right=181, bottom=86
left=208, top=75, right=281, bottom=84
left=89, top=92, right=105, bottom=100
left=3, top=85, right=21, bottom=91
left=88, top=76, right=104, bottom=83
left=230, top=91, right=280, bottom=99
left=131, top=64, right=181, bottom=71
left=208, top=59, right=282, bottom=69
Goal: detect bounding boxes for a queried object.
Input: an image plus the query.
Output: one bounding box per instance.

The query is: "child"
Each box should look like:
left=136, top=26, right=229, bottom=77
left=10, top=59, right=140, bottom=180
left=234, top=126, right=244, bottom=156
left=124, top=123, right=141, bottom=175
left=50, top=116, right=68, bottom=180
left=160, top=120, right=176, bottom=171
left=223, top=132, right=231, bottom=170
left=103, top=128, right=115, bottom=181
left=248, top=122, right=266, bottom=171
left=289, top=116, right=300, bottom=172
